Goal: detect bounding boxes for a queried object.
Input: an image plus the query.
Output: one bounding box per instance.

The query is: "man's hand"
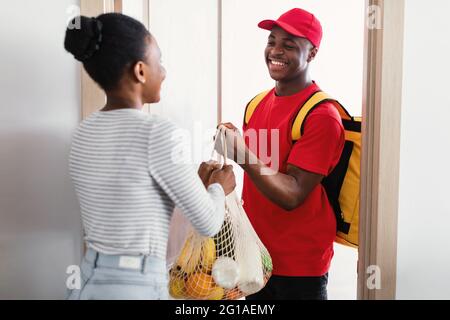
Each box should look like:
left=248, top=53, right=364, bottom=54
left=215, top=123, right=248, bottom=164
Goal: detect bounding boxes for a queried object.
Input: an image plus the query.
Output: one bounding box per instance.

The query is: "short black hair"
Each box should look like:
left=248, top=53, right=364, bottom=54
left=64, top=13, right=151, bottom=91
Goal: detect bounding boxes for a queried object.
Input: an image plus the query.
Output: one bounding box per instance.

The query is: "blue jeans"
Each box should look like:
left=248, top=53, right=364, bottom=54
left=67, top=248, right=169, bottom=300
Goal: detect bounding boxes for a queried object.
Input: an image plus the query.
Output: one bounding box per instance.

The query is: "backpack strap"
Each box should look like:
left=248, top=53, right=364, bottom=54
left=244, top=90, right=271, bottom=125
left=292, top=91, right=353, bottom=141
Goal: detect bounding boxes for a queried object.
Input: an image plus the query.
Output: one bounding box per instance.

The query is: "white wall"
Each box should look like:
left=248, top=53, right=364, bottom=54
left=221, top=0, right=364, bottom=300
left=148, top=0, right=219, bottom=165
left=122, top=0, right=146, bottom=22
left=396, top=0, right=450, bottom=300
left=0, top=0, right=82, bottom=299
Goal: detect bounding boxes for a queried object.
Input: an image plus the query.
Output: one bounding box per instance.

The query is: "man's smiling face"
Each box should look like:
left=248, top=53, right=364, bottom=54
left=265, top=26, right=316, bottom=82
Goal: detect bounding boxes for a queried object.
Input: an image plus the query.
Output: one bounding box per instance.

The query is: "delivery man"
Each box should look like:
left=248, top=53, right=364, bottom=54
left=219, top=8, right=345, bottom=300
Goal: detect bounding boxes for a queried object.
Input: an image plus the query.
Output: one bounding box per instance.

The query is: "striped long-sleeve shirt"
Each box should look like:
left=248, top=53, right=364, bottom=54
left=69, top=108, right=225, bottom=259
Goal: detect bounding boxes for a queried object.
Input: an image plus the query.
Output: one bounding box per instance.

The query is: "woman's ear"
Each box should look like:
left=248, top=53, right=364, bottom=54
left=133, top=61, right=146, bottom=84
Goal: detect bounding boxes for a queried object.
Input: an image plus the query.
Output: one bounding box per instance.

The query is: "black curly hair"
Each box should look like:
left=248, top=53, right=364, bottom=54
left=64, top=13, right=151, bottom=91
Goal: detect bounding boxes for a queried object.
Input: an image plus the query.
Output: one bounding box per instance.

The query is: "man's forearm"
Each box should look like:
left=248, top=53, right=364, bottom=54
left=239, top=151, right=303, bottom=211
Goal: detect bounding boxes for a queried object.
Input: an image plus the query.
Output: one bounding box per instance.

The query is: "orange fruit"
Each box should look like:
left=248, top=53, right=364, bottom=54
left=185, top=273, right=215, bottom=299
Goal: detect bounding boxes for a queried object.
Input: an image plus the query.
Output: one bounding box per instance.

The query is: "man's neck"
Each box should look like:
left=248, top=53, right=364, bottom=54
left=275, top=73, right=313, bottom=97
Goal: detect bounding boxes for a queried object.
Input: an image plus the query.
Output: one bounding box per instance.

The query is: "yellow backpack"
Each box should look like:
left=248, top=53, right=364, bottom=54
left=244, top=90, right=361, bottom=248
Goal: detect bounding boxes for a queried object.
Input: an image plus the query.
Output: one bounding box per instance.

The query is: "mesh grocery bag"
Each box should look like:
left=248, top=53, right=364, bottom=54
left=167, top=127, right=272, bottom=300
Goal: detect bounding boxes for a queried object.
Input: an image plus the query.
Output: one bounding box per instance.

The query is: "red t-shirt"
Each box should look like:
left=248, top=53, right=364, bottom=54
left=242, top=82, right=345, bottom=276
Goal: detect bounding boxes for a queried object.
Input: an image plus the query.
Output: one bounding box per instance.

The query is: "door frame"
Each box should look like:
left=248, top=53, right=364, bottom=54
left=357, top=0, right=405, bottom=300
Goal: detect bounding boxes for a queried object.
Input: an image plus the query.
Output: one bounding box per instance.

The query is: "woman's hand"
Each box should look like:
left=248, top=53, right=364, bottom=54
left=198, top=161, right=221, bottom=187
left=208, top=165, right=236, bottom=195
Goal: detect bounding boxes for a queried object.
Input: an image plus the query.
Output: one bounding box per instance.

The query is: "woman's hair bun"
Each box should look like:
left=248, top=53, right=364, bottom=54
left=64, top=16, right=103, bottom=62
left=63, top=13, right=150, bottom=91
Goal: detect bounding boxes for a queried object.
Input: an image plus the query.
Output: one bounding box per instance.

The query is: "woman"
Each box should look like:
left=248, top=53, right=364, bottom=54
left=64, top=13, right=235, bottom=300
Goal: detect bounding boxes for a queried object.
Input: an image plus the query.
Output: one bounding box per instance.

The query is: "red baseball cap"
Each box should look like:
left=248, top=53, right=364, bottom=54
left=258, top=8, right=323, bottom=48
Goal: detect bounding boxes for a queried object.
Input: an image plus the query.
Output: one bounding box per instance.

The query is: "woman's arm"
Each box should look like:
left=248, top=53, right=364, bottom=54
left=148, top=118, right=231, bottom=236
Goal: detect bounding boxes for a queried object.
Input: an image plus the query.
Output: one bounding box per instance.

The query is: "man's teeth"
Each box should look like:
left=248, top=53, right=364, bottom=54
left=271, top=60, right=287, bottom=66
